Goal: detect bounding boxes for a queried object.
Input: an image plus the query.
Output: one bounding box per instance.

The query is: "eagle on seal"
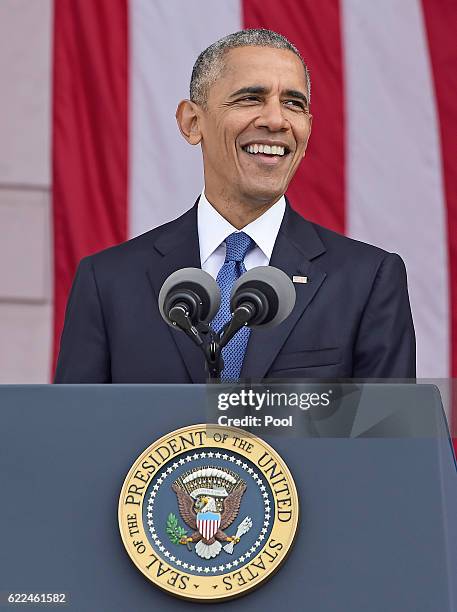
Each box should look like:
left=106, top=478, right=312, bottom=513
left=172, top=480, right=247, bottom=559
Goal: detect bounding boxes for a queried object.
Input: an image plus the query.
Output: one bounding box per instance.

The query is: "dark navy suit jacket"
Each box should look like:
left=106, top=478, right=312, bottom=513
left=54, top=202, right=416, bottom=383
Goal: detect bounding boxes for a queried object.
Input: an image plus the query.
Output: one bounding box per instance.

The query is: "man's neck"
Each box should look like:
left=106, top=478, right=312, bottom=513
left=203, top=191, right=283, bottom=229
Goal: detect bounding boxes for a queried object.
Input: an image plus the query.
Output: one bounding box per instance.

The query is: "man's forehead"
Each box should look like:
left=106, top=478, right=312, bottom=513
left=220, top=46, right=307, bottom=90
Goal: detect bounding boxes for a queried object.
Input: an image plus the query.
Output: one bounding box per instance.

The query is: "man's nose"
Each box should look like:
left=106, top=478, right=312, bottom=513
left=254, top=99, right=289, bottom=131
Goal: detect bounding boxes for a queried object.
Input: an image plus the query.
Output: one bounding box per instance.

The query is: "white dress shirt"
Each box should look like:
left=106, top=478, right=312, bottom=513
left=197, top=191, right=286, bottom=279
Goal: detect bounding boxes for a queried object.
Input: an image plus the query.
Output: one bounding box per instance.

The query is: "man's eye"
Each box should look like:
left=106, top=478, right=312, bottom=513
left=283, top=100, right=305, bottom=110
left=239, top=96, right=260, bottom=103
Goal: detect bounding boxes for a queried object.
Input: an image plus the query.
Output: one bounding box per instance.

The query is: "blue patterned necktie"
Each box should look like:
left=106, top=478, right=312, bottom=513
left=212, top=231, right=254, bottom=381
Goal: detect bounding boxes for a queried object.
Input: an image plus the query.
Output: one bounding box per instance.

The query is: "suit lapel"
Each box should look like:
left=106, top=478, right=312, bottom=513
left=241, top=204, right=327, bottom=379
left=146, top=204, right=207, bottom=383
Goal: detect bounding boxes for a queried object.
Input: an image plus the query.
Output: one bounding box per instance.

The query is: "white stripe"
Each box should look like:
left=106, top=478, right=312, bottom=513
left=129, top=0, right=242, bottom=238
left=342, top=0, right=449, bottom=378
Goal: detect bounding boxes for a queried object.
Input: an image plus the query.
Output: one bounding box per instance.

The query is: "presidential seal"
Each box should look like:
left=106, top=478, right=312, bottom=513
left=118, top=424, right=298, bottom=601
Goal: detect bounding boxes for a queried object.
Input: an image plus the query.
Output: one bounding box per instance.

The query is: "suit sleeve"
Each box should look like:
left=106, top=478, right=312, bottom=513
left=353, top=253, right=416, bottom=379
left=54, top=257, right=111, bottom=383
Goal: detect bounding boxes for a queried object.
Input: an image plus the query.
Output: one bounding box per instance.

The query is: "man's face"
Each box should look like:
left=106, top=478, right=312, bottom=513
left=198, top=46, right=312, bottom=208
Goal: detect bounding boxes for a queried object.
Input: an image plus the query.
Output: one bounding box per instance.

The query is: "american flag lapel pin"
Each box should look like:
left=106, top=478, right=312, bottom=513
left=292, top=275, right=308, bottom=284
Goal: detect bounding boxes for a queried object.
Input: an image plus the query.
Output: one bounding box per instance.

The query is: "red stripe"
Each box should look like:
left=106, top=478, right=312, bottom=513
left=52, top=0, right=129, bottom=376
left=421, top=0, right=457, bottom=447
left=243, top=0, right=346, bottom=233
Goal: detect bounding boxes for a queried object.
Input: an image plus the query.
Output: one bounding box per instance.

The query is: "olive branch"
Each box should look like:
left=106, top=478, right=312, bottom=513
left=166, top=513, right=187, bottom=545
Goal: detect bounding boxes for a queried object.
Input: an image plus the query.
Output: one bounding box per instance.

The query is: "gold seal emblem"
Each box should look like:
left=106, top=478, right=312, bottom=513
left=118, top=424, right=299, bottom=601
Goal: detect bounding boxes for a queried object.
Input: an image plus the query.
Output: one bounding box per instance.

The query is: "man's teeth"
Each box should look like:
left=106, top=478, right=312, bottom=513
left=244, top=144, right=286, bottom=156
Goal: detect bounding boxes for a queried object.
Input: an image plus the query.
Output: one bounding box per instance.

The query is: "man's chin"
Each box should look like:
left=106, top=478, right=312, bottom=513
left=240, top=184, right=286, bottom=207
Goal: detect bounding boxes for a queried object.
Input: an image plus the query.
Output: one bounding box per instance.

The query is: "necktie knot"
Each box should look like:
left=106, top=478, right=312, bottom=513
left=224, top=231, right=253, bottom=263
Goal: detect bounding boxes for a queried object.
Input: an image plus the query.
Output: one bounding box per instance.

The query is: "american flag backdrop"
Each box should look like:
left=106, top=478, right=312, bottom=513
left=52, top=1, right=457, bottom=432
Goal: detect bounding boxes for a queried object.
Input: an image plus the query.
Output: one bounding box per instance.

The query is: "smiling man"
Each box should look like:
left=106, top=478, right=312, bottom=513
left=55, top=29, right=416, bottom=383
left=176, top=42, right=312, bottom=230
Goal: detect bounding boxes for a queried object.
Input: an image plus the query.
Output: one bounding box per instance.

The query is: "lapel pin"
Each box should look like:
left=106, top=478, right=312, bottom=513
left=292, top=275, right=308, bottom=284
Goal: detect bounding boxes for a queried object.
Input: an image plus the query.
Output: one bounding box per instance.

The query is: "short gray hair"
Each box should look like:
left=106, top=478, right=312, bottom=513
left=190, top=29, right=311, bottom=109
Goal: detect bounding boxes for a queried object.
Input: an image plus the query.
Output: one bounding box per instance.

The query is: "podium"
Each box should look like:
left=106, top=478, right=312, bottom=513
left=0, top=384, right=456, bottom=610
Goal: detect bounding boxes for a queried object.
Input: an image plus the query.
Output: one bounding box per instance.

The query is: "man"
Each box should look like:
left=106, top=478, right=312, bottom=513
left=55, top=29, right=415, bottom=383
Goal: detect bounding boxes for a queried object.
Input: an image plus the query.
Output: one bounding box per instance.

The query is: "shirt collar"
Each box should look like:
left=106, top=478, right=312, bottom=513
left=197, top=191, right=286, bottom=265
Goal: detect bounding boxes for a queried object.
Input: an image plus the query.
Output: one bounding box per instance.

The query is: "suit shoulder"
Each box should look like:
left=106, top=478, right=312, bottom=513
left=311, top=221, right=401, bottom=264
left=81, top=208, right=194, bottom=270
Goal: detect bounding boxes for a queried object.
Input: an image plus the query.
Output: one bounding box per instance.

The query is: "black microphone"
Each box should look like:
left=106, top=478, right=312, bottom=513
left=219, top=266, right=296, bottom=348
left=158, top=268, right=220, bottom=345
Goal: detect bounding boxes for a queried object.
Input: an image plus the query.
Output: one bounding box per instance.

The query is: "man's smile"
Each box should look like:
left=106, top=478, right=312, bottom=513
left=240, top=140, right=292, bottom=166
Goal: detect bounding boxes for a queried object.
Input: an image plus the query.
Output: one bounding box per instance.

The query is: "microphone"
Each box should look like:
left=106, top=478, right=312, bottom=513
left=157, top=266, right=296, bottom=380
left=219, top=266, right=296, bottom=348
left=158, top=268, right=220, bottom=344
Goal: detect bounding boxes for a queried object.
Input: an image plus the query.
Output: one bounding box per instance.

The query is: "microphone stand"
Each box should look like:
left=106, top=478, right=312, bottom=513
left=169, top=302, right=256, bottom=382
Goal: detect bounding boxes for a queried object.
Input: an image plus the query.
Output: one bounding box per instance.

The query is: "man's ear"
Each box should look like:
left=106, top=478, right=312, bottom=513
left=176, top=100, right=202, bottom=145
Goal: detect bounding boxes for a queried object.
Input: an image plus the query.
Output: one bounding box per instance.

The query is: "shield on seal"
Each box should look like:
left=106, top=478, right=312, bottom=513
left=196, top=511, right=221, bottom=540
